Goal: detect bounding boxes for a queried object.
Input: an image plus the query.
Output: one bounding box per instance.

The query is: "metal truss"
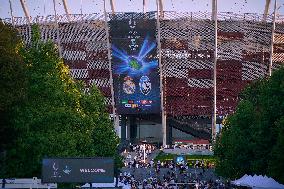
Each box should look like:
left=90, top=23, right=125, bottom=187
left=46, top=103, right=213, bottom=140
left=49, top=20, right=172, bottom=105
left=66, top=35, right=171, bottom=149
left=4, top=12, right=284, bottom=120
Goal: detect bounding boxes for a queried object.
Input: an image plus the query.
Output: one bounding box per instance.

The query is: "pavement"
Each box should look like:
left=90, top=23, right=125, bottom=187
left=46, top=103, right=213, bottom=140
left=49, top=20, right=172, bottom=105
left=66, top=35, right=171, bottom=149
left=121, top=149, right=160, bottom=164
left=121, top=167, right=219, bottom=182
left=146, top=149, right=160, bottom=162
left=120, top=147, right=218, bottom=183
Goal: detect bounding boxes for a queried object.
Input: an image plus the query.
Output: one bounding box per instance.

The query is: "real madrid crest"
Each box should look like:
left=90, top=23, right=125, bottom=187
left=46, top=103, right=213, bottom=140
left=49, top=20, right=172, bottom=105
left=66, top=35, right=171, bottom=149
left=123, top=76, right=136, bottom=94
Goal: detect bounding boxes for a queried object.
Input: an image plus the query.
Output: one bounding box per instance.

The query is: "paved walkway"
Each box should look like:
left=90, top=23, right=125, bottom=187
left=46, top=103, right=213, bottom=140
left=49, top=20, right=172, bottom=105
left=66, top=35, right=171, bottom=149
left=121, top=149, right=160, bottom=164
left=120, top=146, right=219, bottom=184
left=121, top=167, right=218, bottom=182
left=146, top=149, right=160, bottom=162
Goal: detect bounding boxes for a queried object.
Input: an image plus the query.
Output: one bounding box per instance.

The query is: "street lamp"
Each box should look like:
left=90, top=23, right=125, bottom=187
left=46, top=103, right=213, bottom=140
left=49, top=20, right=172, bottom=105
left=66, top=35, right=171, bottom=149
left=142, top=140, right=147, bottom=163
left=136, top=107, right=141, bottom=142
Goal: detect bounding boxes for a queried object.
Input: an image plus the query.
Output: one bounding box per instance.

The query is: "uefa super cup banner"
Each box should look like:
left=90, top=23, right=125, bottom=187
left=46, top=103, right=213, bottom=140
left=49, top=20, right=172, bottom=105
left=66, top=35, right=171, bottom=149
left=109, top=13, right=161, bottom=114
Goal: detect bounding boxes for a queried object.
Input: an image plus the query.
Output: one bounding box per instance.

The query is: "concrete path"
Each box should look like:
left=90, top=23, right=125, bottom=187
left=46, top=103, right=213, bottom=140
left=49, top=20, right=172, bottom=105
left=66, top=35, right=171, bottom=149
left=121, top=167, right=218, bottom=182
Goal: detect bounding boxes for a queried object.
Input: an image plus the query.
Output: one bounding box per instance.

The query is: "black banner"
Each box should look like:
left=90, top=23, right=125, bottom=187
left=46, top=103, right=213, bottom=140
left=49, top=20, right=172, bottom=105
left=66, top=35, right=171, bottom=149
left=110, top=13, right=161, bottom=114
left=42, top=158, right=114, bottom=183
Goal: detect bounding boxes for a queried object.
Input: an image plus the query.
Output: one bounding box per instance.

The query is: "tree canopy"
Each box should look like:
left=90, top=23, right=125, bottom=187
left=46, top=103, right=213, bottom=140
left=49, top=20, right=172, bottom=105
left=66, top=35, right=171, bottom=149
left=214, top=67, right=284, bottom=183
left=0, top=22, right=26, bottom=152
left=0, top=24, right=119, bottom=178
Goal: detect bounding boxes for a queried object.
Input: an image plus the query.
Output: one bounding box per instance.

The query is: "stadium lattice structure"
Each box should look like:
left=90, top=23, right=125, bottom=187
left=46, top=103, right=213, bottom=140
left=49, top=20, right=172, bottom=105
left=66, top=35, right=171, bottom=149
left=2, top=11, right=284, bottom=139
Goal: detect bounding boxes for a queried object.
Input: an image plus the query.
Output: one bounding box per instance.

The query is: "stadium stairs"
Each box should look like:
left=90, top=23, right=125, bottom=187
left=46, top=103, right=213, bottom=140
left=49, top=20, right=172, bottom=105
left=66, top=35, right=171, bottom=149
left=168, top=116, right=222, bottom=140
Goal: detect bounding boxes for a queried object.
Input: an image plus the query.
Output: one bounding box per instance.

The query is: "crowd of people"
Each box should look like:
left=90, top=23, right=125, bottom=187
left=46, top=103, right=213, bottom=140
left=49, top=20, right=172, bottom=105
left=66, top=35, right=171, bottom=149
left=120, top=143, right=231, bottom=189
left=118, top=168, right=230, bottom=189
left=124, top=143, right=157, bottom=168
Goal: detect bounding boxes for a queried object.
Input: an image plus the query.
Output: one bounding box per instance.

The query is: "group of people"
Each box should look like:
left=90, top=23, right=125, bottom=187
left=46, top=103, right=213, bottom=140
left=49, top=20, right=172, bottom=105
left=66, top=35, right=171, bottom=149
left=150, top=159, right=214, bottom=170
left=120, top=143, right=230, bottom=188
left=124, top=143, right=157, bottom=168
left=118, top=169, right=229, bottom=189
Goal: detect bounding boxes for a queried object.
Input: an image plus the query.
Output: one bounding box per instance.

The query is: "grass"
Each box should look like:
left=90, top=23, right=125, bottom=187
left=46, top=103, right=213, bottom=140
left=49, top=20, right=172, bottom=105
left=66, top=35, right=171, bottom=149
left=154, top=151, right=216, bottom=166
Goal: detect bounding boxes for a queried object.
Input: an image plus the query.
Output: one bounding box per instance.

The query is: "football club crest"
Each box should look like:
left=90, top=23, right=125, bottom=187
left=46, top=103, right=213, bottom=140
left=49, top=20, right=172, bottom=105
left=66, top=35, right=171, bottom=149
left=139, top=76, right=151, bottom=95
left=123, top=76, right=136, bottom=94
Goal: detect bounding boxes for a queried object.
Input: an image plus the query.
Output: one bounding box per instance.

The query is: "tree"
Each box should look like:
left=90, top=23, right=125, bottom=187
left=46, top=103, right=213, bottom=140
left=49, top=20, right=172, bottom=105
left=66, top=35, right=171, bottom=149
left=268, top=117, right=284, bottom=183
left=214, top=100, right=256, bottom=178
left=214, top=67, right=284, bottom=182
left=0, top=22, right=26, bottom=153
left=2, top=25, right=119, bottom=178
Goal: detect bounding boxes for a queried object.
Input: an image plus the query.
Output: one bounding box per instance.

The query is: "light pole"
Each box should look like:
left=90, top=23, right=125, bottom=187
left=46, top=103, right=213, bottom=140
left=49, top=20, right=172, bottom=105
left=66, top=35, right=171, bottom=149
left=136, top=107, right=141, bottom=142
left=142, top=140, right=147, bottom=163
left=139, top=115, right=141, bottom=142
left=143, top=143, right=146, bottom=163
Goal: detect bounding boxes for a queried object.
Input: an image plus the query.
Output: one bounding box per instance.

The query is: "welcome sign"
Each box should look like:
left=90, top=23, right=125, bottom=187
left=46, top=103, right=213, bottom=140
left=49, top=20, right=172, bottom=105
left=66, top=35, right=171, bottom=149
left=42, top=158, right=114, bottom=183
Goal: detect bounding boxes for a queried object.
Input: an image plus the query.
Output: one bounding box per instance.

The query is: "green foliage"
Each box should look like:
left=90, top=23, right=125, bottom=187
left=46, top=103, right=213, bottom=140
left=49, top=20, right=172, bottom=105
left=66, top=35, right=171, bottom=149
left=268, top=117, right=284, bottom=182
left=0, top=23, right=26, bottom=152
left=214, top=67, right=284, bottom=182
left=1, top=25, right=119, bottom=178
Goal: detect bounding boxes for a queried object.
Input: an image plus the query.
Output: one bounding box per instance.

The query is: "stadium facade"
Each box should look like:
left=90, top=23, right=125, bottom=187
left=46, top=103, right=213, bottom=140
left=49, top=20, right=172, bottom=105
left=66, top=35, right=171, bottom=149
left=3, top=11, right=284, bottom=145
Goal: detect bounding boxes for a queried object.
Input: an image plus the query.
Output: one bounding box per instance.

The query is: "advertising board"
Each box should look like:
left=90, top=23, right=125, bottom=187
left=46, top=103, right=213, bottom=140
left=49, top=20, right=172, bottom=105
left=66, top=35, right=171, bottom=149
left=42, top=158, right=114, bottom=183
left=110, top=13, right=161, bottom=114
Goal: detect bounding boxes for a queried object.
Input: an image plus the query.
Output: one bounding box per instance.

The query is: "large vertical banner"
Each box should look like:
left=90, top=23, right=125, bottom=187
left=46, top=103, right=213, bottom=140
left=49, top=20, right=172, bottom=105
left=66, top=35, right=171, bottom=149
left=110, top=14, right=161, bottom=114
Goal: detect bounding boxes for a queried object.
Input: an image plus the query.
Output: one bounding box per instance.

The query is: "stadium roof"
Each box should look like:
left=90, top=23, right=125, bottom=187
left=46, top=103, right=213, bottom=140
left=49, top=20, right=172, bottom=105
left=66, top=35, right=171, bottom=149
left=1, top=0, right=284, bottom=20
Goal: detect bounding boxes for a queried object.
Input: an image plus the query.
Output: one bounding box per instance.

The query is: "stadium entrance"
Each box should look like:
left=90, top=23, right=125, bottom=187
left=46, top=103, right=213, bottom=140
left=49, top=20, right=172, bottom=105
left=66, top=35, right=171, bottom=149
left=118, top=114, right=217, bottom=146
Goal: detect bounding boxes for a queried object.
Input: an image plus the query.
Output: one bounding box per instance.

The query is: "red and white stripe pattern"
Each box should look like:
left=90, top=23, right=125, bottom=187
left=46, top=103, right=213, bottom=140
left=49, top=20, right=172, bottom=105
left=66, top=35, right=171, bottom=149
left=11, top=12, right=284, bottom=116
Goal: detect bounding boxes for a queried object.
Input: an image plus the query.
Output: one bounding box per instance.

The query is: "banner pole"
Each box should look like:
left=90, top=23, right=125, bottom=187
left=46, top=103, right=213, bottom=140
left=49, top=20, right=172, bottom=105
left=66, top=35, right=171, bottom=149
left=269, top=0, right=277, bottom=76
left=8, top=0, right=15, bottom=26
left=52, top=0, right=62, bottom=57
left=212, top=0, right=218, bottom=140
left=156, top=0, right=167, bottom=146
left=103, top=0, right=120, bottom=137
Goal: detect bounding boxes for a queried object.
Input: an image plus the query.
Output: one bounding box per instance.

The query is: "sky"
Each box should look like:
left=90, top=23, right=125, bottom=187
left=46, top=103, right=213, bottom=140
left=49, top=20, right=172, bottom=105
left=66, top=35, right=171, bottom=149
left=0, top=0, right=284, bottom=19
